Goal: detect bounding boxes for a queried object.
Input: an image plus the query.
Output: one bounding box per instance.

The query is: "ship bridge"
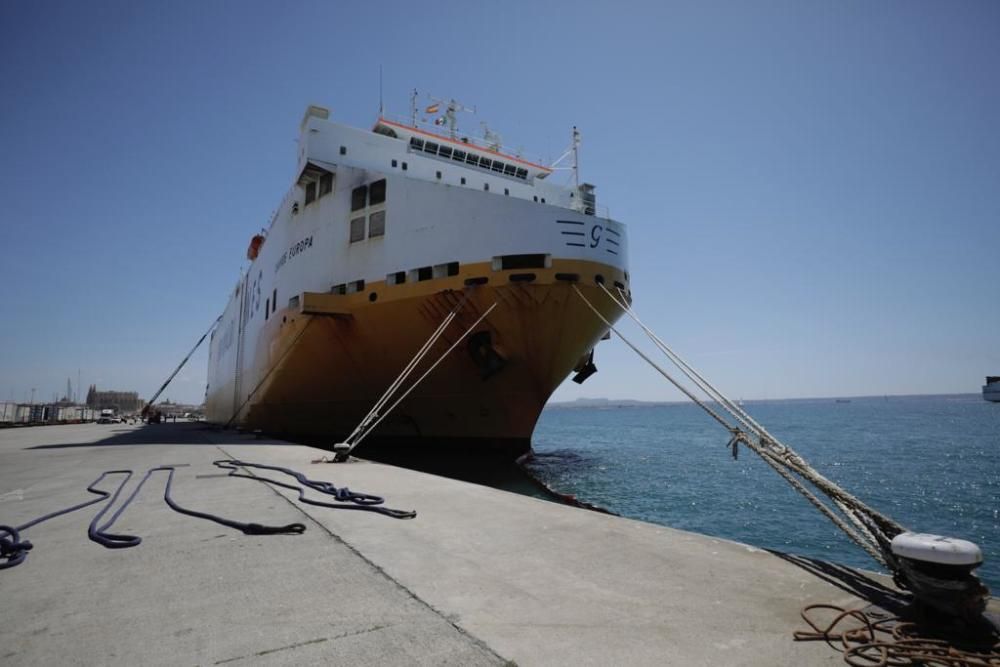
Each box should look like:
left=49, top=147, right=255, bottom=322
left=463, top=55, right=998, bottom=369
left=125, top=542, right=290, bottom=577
left=372, top=118, right=553, bottom=183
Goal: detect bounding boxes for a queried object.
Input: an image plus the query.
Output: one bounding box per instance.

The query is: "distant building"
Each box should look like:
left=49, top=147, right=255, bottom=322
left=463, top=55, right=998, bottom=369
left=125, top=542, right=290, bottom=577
left=86, top=385, right=141, bottom=413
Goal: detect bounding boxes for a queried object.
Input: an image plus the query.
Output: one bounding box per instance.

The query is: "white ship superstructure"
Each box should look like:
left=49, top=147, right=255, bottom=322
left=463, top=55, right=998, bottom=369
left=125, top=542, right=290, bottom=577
left=984, top=377, right=1000, bottom=403
left=206, top=102, right=630, bottom=457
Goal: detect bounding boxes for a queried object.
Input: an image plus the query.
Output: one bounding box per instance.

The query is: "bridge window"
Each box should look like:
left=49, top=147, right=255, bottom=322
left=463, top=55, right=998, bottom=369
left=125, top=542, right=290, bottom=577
left=305, top=181, right=316, bottom=205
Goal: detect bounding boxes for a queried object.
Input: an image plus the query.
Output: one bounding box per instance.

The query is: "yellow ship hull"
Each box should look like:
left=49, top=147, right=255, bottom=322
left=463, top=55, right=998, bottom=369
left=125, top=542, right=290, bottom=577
left=206, top=259, right=628, bottom=458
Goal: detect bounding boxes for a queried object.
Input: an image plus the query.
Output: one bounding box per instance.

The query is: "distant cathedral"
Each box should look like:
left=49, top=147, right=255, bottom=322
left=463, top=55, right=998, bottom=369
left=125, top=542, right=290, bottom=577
left=86, top=385, right=141, bottom=412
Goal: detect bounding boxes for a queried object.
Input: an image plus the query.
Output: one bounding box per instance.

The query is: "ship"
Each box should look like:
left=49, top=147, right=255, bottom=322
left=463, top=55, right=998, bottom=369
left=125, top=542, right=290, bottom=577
left=205, top=98, right=630, bottom=458
left=984, top=377, right=1000, bottom=403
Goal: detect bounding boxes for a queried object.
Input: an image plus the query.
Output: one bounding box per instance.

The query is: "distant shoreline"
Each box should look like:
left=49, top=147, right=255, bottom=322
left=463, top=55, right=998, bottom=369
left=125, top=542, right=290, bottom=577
left=545, top=393, right=982, bottom=409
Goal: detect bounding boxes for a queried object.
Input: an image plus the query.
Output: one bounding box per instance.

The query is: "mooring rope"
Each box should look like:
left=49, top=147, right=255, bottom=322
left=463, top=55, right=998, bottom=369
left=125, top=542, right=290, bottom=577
left=323, top=290, right=497, bottom=462
left=600, top=282, right=898, bottom=566
left=343, top=289, right=473, bottom=446
left=143, top=316, right=222, bottom=417
left=0, top=459, right=414, bottom=570
left=602, top=282, right=901, bottom=559
left=572, top=283, right=905, bottom=572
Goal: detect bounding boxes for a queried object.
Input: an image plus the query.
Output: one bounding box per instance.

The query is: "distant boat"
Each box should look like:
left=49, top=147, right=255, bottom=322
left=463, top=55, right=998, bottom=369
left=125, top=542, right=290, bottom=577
left=984, top=377, right=1000, bottom=403
left=835, top=399, right=851, bottom=404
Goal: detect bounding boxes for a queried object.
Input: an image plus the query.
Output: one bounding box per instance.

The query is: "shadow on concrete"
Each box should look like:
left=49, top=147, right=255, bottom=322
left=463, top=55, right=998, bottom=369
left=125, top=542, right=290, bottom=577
left=766, top=548, right=909, bottom=613
left=25, top=423, right=295, bottom=450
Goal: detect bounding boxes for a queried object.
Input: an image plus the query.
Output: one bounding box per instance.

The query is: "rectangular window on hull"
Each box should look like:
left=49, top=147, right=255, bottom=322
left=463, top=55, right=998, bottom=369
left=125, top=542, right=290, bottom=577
left=351, top=185, right=368, bottom=211
left=319, top=172, right=333, bottom=197
left=305, top=181, right=316, bottom=205
left=350, top=217, right=365, bottom=242
left=369, top=210, right=385, bottom=237
left=369, top=179, right=386, bottom=205
left=495, top=254, right=549, bottom=270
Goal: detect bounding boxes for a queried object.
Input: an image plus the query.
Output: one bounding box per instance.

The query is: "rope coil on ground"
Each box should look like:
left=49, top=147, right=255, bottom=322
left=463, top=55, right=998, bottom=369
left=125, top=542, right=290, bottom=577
left=794, top=603, right=1000, bottom=666
left=0, top=459, right=413, bottom=570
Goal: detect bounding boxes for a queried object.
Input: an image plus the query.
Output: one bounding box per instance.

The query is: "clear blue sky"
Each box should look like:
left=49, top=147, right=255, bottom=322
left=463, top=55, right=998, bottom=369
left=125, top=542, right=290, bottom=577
left=1, top=1, right=997, bottom=405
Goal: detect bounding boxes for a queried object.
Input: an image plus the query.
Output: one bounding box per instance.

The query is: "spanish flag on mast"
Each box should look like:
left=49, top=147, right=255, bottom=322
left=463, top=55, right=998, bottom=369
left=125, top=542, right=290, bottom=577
left=425, top=103, right=440, bottom=114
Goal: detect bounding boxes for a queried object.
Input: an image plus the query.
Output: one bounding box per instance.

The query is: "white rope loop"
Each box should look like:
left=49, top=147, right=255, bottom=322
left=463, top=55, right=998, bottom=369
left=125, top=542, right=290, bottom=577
left=344, top=290, right=472, bottom=445
left=339, top=291, right=497, bottom=457
left=573, top=282, right=904, bottom=571
left=350, top=302, right=498, bottom=452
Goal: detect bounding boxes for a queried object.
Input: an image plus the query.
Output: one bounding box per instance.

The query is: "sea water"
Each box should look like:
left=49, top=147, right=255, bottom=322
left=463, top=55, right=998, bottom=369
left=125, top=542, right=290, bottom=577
left=527, top=394, right=1000, bottom=591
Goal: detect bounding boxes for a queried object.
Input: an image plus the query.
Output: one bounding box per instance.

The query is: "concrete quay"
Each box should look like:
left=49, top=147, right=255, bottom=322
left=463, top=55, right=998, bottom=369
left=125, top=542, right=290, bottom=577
left=0, top=423, right=977, bottom=666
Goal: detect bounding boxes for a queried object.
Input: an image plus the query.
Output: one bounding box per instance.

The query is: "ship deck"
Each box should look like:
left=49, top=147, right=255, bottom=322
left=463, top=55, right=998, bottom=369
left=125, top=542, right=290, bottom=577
left=1, top=423, right=995, bottom=665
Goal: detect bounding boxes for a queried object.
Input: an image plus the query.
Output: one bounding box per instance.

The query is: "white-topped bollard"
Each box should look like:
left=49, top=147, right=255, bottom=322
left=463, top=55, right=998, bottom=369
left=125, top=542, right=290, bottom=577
left=891, top=533, right=983, bottom=567
left=891, top=532, right=989, bottom=621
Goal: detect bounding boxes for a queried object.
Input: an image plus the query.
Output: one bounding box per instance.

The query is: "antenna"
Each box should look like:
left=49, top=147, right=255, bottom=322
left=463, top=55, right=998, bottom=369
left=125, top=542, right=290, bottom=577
left=480, top=122, right=501, bottom=151
left=410, top=88, right=418, bottom=127
left=378, top=65, right=384, bottom=116
left=427, top=95, right=476, bottom=139
left=549, top=126, right=583, bottom=186
left=572, top=126, right=581, bottom=188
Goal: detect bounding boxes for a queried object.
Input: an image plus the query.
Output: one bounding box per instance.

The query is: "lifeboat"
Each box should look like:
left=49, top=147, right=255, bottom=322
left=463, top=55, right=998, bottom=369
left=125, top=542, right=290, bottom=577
left=247, top=234, right=265, bottom=260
